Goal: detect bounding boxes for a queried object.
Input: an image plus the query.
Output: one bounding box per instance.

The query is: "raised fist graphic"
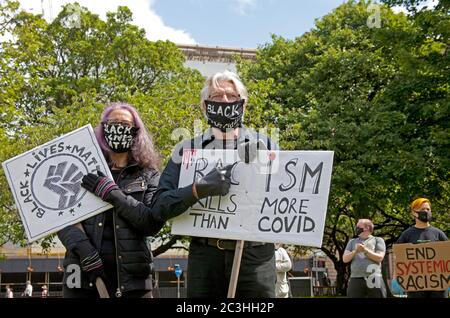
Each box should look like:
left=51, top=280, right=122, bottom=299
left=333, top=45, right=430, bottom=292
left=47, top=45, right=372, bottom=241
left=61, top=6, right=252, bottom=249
left=43, top=161, right=84, bottom=209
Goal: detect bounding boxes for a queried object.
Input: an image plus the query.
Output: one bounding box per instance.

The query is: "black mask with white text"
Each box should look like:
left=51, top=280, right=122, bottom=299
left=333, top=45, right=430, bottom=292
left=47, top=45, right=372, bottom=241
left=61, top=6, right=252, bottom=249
left=204, top=99, right=245, bottom=132
left=103, top=123, right=138, bottom=153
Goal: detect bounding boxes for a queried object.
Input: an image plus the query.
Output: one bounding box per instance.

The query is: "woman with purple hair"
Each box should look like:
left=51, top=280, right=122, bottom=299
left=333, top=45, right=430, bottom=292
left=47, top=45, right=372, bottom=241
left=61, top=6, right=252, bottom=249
left=58, top=102, right=164, bottom=298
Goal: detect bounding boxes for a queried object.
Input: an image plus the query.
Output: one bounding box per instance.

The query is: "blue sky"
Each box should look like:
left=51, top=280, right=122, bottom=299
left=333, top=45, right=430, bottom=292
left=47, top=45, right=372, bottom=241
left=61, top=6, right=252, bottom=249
left=17, top=0, right=393, bottom=48
left=151, top=0, right=346, bottom=48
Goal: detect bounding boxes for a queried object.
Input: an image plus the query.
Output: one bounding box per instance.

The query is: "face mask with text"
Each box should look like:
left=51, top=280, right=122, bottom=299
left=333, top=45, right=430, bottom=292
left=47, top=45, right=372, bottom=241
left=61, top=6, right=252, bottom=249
left=204, top=99, right=245, bottom=132
left=103, top=122, right=138, bottom=153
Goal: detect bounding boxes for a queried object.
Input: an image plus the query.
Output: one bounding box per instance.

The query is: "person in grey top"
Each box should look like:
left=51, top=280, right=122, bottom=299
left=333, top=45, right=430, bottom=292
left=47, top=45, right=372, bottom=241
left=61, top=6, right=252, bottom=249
left=343, top=219, right=387, bottom=298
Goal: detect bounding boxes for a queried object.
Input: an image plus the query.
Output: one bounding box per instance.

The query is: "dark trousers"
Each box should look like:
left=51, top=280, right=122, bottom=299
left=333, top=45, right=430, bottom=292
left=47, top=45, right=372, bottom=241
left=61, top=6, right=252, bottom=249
left=187, top=240, right=276, bottom=298
left=347, top=277, right=387, bottom=298
left=407, top=291, right=447, bottom=298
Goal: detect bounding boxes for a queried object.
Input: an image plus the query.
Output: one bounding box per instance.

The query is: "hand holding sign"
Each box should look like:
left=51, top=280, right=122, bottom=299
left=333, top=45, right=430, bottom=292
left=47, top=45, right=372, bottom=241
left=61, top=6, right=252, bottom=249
left=80, top=249, right=106, bottom=284
left=194, top=165, right=233, bottom=199
left=81, top=171, right=119, bottom=201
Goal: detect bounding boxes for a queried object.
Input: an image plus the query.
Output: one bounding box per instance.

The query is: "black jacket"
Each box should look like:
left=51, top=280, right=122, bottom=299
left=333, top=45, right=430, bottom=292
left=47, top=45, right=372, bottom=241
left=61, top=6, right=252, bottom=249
left=57, top=163, right=164, bottom=294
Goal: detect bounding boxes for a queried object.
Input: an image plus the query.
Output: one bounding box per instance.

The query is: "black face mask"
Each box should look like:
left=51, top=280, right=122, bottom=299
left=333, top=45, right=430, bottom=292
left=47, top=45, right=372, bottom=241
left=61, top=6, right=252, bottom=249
left=204, top=99, right=245, bottom=132
left=103, top=122, right=138, bottom=153
left=416, top=210, right=432, bottom=222
left=355, top=227, right=364, bottom=236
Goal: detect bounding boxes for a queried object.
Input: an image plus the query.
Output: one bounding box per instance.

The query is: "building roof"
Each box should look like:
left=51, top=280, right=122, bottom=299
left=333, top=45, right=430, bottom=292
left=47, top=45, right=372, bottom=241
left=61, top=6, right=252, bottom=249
left=177, top=44, right=256, bottom=63
left=177, top=44, right=256, bottom=77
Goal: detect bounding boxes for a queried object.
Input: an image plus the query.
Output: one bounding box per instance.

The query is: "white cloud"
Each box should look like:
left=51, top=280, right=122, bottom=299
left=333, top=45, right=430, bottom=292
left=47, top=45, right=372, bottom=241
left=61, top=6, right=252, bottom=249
left=17, top=0, right=196, bottom=44
left=233, top=0, right=257, bottom=15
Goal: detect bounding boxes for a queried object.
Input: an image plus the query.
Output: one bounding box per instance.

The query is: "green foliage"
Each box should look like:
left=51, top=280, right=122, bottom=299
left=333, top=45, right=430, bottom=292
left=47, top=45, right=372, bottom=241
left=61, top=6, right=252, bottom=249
left=0, top=1, right=204, bottom=251
left=381, top=0, right=450, bottom=13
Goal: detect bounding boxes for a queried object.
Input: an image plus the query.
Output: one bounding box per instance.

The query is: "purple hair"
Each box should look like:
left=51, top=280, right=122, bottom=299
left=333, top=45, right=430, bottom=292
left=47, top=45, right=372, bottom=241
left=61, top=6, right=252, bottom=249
left=95, top=102, right=160, bottom=170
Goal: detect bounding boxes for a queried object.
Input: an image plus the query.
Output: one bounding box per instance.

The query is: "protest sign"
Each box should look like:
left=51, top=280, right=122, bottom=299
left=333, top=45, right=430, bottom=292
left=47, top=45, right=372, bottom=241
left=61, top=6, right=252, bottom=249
left=2, top=125, right=113, bottom=242
left=393, top=241, right=450, bottom=292
left=172, top=149, right=334, bottom=247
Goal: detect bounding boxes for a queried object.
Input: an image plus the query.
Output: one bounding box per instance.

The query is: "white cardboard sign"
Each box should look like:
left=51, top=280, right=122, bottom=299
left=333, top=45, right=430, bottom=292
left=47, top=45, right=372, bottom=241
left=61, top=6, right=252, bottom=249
left=172, top=149, right=334, bottom=247
left=2, top=125, right=113, bottom=242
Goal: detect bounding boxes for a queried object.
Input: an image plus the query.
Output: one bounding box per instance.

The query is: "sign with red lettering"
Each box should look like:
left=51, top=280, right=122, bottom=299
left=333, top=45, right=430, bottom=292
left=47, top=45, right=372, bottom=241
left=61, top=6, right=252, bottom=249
left=2, top=125, right=113, bottom=242
left=172, top=149, right=334, bottom=247
left=393, top=241, right=450, bottom=292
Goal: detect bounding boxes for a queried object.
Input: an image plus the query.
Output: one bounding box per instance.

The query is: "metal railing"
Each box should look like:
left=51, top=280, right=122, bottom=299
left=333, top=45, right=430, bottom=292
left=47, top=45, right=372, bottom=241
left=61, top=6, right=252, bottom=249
left=152, top=286, right=187, bottom=298
left=312, top=286, right=337, bottom=297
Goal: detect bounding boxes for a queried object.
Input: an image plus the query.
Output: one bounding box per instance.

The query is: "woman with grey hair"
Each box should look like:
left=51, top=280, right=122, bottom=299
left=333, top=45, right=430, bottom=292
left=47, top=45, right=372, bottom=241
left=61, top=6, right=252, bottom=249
left=199, top=70, right=248, bottom=129
left=150, top=70, right=277, bottom=297
left=97, top=71, right=278, bottom=297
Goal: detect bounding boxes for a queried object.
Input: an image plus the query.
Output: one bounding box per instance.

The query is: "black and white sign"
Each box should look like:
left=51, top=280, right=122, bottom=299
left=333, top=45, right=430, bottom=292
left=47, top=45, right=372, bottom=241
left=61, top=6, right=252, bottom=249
left=2, top=125, right=113, bottom=242
left=172, top=149, right=334, bottom=247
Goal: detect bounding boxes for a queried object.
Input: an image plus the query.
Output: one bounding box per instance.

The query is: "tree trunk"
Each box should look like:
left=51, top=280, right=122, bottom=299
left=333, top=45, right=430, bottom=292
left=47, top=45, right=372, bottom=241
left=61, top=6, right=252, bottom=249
left=334, top=261, right=349, bottom=296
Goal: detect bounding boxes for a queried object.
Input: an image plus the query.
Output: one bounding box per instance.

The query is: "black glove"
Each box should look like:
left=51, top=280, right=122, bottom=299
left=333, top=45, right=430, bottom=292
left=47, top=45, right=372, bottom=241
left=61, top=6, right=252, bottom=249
left=194, top=165, right=233, bottom=199
left=81, top=171, right=119, bottom=201
left=80, top=250, right=106, bottom=284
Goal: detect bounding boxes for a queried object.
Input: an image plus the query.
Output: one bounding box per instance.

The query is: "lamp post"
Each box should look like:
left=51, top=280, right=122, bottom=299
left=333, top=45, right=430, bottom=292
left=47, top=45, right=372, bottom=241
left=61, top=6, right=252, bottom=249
left=174, top=264, right=182, bottom=298
left=314, top=251, right=319, bottom=285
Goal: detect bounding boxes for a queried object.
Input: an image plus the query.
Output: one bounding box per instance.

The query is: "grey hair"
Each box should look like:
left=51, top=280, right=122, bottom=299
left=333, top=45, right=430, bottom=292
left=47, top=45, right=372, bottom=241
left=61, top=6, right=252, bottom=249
left=200, top=70, right=248, bottom=106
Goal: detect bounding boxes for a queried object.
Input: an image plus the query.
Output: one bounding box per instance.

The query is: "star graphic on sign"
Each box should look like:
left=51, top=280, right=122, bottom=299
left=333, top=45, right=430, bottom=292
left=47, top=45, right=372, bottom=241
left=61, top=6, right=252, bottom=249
left=58, top=211, right=64, bottom=216
left=66, top=145, right=72, bottom=151
left=24, top=169, right=30, bottom=177
left=70, top=208, right=75, bottom=214
left=77, top=202, right=82, bottom=208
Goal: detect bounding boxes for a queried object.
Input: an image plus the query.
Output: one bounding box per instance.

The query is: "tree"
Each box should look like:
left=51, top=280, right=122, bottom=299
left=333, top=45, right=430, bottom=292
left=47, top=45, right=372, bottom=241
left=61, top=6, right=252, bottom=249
left=239, top=0, right=449, bottom=294
left=381, top=0, right=450, bottom=13
left=0, top=1, right=205, bottom=254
